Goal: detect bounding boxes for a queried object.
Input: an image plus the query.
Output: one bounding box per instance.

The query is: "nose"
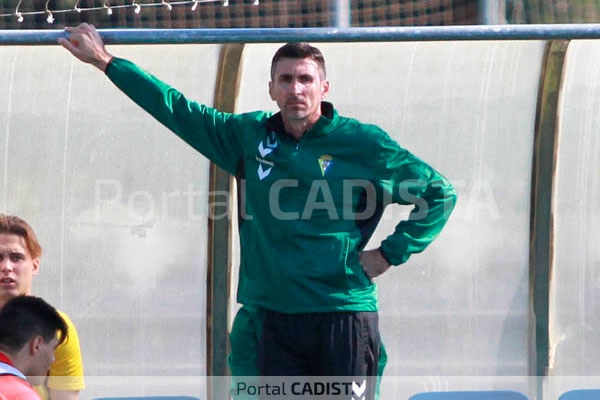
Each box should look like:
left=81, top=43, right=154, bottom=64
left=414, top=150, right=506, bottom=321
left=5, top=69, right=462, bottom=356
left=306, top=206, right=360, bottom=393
left=292, top=79, right=303, bottom=94
left=0, top=258, right=12, bottom=272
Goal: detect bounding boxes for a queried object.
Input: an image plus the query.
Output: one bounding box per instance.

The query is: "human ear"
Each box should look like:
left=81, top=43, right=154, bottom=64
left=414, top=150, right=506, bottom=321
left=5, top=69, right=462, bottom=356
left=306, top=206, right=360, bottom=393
left=321, top=80, right=330, bottom=99
left=32, top=258, right=40, bottom=276
left=29, top=335, right=44, bottom=355
left=268, top=81, right=275, bottom=101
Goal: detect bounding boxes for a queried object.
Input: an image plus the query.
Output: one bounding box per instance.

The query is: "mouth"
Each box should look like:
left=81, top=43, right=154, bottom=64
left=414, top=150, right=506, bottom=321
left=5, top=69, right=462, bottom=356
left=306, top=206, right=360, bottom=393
left=0, top=278, right=16, bottom=287
left=286, top=98, right=305, bottom=106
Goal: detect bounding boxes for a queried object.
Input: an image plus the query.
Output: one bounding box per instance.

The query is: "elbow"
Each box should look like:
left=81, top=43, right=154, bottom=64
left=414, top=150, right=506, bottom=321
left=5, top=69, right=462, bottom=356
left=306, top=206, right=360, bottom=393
left=435, top=180, right=457, bottom=220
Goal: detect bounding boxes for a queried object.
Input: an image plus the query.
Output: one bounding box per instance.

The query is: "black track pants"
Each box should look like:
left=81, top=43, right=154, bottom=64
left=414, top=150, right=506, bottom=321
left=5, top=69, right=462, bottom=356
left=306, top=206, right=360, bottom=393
left=258, top=310, right=381, bottom=400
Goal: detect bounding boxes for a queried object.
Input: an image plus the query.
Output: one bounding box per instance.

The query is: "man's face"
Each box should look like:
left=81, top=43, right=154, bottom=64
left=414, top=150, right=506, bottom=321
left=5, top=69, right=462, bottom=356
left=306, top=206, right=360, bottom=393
left=0, top=233, right=39, bottom=305
left=269, top=57, right=329, bottom=125
left=27, top=336, right=58, bottom=385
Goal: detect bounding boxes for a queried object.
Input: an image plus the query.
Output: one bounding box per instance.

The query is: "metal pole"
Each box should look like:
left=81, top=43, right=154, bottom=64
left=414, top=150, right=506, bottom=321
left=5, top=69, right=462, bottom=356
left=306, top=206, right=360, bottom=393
left=5, top=24, right=600, bottom=45
left=329, top=0, right=351, bottom=28
left=480, top=0, right=507, bottom=25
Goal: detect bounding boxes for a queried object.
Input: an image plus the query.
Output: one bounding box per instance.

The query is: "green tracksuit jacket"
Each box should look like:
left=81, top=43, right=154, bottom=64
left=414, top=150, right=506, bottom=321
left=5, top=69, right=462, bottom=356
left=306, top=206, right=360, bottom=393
left=106, top=57, right=457, bottom=313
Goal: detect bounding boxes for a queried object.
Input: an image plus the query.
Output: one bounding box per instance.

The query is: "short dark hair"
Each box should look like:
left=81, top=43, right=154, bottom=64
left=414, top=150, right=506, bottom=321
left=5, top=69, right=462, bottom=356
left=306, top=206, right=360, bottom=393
left=0, top=296, right=68, bottom=353
left=0, top=214, right=42, bottom=259
left=270, top=42, right=326, bottom=80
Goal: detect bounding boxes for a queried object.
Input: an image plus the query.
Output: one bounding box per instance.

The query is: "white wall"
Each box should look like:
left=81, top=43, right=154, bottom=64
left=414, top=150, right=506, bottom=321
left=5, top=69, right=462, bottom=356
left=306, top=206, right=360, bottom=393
left=0, top=44, right=220, bottom=399
left=4, top=38, right=600, bottom=400
left=551, top=40, right=600, bottom=379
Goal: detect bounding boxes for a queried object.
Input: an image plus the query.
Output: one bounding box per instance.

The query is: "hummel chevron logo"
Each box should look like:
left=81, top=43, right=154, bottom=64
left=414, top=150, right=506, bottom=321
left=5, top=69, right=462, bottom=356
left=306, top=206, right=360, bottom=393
left=258, top=141, right=273, bottom=158
left=258, top=164, right=272, bottom=180
left=352, top=380, right=366, bottom=400
left=266, top=133, right=278, bottom=149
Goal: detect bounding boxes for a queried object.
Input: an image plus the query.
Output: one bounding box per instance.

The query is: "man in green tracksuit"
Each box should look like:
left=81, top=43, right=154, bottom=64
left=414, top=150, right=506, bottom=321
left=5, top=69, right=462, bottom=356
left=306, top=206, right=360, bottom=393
left=60, top=24, right=456, bottom=400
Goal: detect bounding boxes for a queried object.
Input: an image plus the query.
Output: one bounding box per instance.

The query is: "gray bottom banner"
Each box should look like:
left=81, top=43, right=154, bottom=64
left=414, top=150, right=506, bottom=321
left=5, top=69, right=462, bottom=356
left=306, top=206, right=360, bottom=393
left=28, top=376, right=600, bottom=400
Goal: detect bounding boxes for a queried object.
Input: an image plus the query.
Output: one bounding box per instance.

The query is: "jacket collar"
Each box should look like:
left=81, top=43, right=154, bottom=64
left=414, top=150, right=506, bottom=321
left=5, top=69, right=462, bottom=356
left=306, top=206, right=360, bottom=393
left=265, top=102, right=337, bottom=138
left=0, top=352, right=26, bottom=380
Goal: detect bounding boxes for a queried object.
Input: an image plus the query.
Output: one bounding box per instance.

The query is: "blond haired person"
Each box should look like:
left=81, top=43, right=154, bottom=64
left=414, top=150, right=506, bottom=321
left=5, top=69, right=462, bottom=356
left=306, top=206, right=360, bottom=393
left=0, top=215, right=84, bottom=400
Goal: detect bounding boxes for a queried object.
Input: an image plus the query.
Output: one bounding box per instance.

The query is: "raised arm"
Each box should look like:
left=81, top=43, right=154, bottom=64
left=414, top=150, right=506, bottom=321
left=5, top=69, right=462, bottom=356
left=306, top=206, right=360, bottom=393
left=57, top=23, right=244, bottom=175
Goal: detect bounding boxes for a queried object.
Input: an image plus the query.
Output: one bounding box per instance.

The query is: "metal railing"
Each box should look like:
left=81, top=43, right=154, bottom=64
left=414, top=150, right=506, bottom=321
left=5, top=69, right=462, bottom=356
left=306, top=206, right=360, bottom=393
left=3, top=23, right=600, bottom=45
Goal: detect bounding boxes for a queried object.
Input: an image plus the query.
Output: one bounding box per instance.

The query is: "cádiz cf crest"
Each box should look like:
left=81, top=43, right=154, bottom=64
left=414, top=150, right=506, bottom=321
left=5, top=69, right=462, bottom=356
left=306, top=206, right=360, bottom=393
left=318, top=154, right=334, bottom=176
